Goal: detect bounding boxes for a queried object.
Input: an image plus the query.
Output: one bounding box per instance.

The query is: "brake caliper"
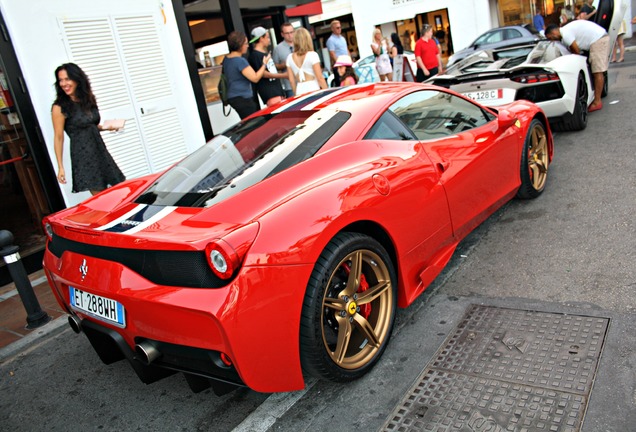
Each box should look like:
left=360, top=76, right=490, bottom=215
left=342, top=263, right=371, bottom=319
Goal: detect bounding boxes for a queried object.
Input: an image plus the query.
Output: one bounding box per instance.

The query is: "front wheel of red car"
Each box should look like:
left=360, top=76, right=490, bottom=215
left=300, top=232, right=397, bottom=382
left=516, top=118, right=549, bottom=199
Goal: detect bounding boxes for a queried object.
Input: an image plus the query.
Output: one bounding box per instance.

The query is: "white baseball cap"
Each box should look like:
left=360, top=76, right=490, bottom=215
left=250, top=27, right=268, bottom=43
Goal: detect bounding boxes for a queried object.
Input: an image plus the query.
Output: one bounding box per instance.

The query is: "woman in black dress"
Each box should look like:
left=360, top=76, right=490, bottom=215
left=52, top=63, right=125, bottom=195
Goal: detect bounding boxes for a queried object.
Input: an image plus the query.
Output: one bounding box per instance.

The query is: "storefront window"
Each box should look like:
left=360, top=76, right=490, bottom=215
left=499, top=0, right=564, bottom=27
left=396, top=19, right=417, bottom=52
left=498, top=0, right=534, bottom=26
left=199, top=65, right=222, bottom=104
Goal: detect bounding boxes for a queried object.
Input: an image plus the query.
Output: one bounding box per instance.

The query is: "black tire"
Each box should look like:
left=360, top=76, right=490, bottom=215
left=299, top=232, right=397, bottom=382
left=556, top=72, right=588, bottom=132
left=601, top=70, right=608, bottom=98
left=517, top=119, right=549, bottom=199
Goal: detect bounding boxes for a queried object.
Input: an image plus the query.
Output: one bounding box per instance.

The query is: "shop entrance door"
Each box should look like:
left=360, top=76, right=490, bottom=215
left=0, top=65, right=53, bottom=286
left=0, top=67, right=49, bottom=252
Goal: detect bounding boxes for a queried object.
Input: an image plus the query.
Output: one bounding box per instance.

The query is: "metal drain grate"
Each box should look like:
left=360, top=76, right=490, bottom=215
left=382, top=305, right=609, bottom=432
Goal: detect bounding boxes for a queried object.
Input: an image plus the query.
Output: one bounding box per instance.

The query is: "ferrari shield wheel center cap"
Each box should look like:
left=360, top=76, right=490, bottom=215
left=347, top=301, right=357, bottom=316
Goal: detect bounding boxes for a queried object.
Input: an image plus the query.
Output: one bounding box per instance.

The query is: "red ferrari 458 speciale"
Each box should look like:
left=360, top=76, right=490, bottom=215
left=43, top=82, right=553, bottom=394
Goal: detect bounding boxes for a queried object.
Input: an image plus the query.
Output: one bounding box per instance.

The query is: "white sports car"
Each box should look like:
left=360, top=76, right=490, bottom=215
left=427, top=42, right=593, bottom=131
left=428, top=0, right=627, bottom=132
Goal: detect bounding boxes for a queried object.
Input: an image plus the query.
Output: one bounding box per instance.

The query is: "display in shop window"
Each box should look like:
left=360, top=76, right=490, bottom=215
left=198, top=65, right=222, bottom=104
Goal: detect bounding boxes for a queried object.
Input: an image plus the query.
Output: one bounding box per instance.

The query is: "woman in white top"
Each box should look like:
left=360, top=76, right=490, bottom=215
left=286, top=28, right=328, bottom=96
left=371, top=28, right=392, bottom=82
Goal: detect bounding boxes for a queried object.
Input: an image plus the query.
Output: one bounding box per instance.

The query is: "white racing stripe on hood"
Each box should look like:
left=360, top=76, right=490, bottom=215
left=94, top=204, right=148, bottom=231
left=271, top=92, right=322, bottom=113
left=122, top=206, right=177, bottom=234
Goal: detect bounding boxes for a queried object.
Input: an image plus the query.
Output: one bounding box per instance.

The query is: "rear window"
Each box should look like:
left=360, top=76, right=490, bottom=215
left=136, top=110, right=350, bottom=207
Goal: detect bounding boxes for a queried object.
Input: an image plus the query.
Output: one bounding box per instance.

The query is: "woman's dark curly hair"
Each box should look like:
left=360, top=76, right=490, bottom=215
left=227, top=31, right=248, bottom=52
left=53, top=63, right=97, bottom=114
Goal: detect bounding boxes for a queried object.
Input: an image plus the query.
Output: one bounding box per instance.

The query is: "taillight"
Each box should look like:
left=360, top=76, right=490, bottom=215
left=43, top=220, right=54, bottom=241
left=511, top=72, right=559, bottom=84
left=205, top=240, right=238, bottom=279
left=204, top=222, right=259, bottom=280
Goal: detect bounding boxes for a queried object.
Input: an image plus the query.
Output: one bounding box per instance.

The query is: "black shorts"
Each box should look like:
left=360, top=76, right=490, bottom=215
left=416, top=67, right=438, bottom=83
left=229, top=97, right=259, bottom=119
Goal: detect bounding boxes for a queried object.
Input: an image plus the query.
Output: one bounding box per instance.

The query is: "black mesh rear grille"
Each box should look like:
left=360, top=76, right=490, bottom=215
left=48, top=233, right=227, bottom=288
left=515, top=82, right=565, bottom=103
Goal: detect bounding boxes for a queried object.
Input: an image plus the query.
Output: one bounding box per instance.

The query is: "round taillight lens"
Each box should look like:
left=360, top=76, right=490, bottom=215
left=205, top=241, right=237, bottom=280
left=204, top=223, right=259, bottom=281
left=210, top=249, right=228, bottom=274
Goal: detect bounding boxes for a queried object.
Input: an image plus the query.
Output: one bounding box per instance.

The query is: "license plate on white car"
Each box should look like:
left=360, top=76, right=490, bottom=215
left=464, top=89, right=503, bottom=102
left=69, top=287, right=126, bottom=327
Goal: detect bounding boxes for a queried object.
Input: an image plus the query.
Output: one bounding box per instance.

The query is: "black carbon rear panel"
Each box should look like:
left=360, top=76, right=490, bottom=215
left=48, top=233, right=227, bottom=288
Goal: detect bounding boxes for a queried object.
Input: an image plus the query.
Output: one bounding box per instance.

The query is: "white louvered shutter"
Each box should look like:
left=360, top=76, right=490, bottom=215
left=114, top=16, right=188, bottom=171
left=60, top=14, right=188, bottom=178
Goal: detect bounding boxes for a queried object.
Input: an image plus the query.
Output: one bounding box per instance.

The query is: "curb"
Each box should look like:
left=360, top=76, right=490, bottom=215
left=0, top=315, right=68, bottom=363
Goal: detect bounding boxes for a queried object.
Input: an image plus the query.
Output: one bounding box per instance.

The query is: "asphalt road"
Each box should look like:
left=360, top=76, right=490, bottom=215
left=1, top=51, right=634, bottom=432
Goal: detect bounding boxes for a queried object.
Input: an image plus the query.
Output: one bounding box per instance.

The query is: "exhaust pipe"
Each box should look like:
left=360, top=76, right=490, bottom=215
left=68, top=315, right=82, bottom=333
left=135, top=341, right=162, bottom=365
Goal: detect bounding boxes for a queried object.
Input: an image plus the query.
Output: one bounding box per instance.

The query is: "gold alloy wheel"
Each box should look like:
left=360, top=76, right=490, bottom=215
left=527, top=123, right=548, bottom=191
left=321, top=249, right=394, bottom=369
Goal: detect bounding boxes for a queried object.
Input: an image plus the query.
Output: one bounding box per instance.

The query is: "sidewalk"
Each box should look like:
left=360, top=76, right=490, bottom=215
left=0, top=268, right=67, bottom=358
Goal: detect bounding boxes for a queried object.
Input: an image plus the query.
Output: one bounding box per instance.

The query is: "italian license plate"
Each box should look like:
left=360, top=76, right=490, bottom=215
left=464, top=89, right=503, bottom=102
left=69, top=287, right=126, bottom=327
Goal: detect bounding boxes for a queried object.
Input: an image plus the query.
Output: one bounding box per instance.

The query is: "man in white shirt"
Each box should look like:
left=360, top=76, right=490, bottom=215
left=545, top=21, right=609, bottom=112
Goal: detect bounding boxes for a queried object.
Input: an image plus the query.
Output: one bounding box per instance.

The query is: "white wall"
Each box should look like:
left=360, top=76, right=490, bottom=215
left=0, top=0, right=206, bottom=206
left=350, top=0, right=493, bottom=60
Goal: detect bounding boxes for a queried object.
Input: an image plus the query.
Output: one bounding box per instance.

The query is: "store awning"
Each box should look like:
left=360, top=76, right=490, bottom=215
left=308, top=0, right=352, bottom=24
left=286, top=1, right=323, bottom=17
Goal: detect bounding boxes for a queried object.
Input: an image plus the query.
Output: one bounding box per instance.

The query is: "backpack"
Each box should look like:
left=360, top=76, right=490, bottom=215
left=218, top=63, right=231, bottom=117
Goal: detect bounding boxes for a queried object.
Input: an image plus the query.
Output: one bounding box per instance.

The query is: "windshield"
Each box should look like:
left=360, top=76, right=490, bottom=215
left=136, top=110, right=350, bottom=208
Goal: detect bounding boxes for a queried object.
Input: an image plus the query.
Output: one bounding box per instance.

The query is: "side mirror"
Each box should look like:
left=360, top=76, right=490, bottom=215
left=498, top=109, right=518, bottom=129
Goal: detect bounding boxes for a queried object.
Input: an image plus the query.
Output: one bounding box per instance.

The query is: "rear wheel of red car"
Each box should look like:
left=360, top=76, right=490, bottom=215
left=517, top=118, right=549, bottom=199
left=300, top=232, right=397, bottom=382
